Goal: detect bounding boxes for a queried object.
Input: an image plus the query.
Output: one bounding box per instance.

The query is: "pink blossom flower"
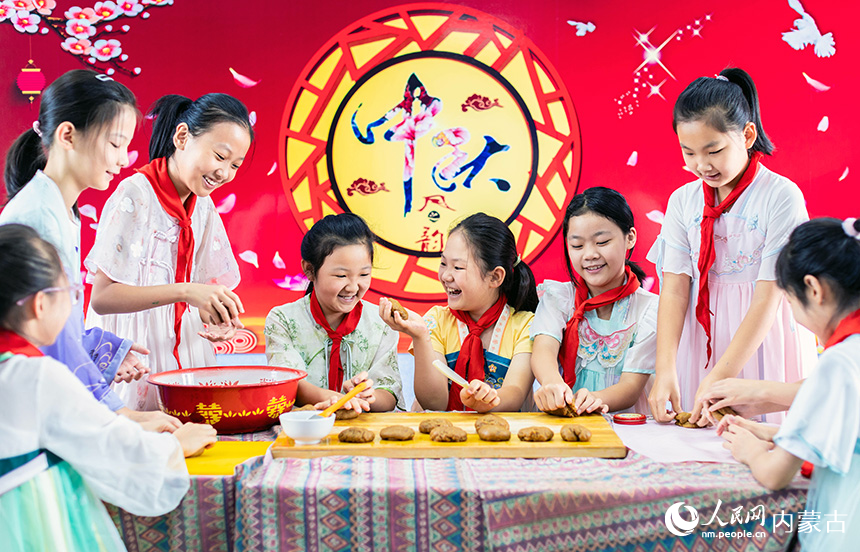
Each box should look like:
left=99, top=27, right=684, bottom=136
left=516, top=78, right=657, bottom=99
left=65, top=6, right=98, bottom=23
left=65, top=18, right=95, bottom=39
left=116, top=0, right=142, bottom=16
left=61, top=37, right=92, bottom=55
left=8, top=1, right=34, bottom=10
left=93, top=1, right=120, bottom=21
left=142, top=0, right=172, bottom=4
left=0, top=4, right=15, bottom=21
left=12, top=10, right=40, bottom=33
left=92, top=38, right=122, bottom=61
left=32, top=0, right=55, bottom=15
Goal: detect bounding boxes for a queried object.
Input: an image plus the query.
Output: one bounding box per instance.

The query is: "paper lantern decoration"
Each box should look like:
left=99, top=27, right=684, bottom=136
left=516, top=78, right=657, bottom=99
left=17, top=60, right=46, bottom=103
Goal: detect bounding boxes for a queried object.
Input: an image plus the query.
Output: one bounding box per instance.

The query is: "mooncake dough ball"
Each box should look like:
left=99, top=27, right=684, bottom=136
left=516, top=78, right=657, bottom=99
left=711, top=406, right=740, bottom=422
left=419, top=418, right=453, bottom=434
left=477, top=424, right=511, bottom=441
left=379, top=425, right=415, bottom=441
left=338, top=427, right=375, bottom=443
left=544, top=403, right=578, bottom=418
left=388, top=298, right=408, bottom=320
left=474, top=414, right=509, bottom=431
left=674, top=412, right=700, bottom=428
left=335, top=408, right=360, bottom=421
left=560, top=424, right=592, bottom=442
left=429, top=425, right=467, bottom=442
left=294, top=404, right=318, bottom=412
left=517, top=426, right=554, bottom=442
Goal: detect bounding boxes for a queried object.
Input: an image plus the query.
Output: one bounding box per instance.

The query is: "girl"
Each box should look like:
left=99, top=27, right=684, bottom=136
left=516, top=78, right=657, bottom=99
left=0, top=224, right=216, bottom=551
left=531, top=187, right=658, bottom=414
left=720, top=217, right=860, bottom=552
left=85, top=94, right=252, bottom=411
left=381, top=213, right=537, bottom=412
left=0, top=70, right=171, bottom=429
left=647, top=67, right=816, bottom=425
left=265, top=213, right=403, bottom=412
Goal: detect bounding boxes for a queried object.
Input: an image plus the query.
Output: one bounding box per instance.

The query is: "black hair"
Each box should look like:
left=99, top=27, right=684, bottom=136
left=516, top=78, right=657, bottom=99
left=148, top=93, right=254, bottom=160
left=450, top=213, right=539, bottom=312
left=673, top=67, right=774, bottom=155
left=300, top=213, right=376, bottom=295
left=776, top=218, right=860, bottom=312
left=4, top=69, right=138, bottom=204
left=0, top=224, right=65, bottom=329
left=562, top=186, right=647, bottom=285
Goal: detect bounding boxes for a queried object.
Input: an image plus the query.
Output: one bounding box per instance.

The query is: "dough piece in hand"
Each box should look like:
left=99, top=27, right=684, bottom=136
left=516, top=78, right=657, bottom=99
left=294, top=404, right=318, bottom=412
left=474, top=414, right=510, bottom=431
left=388, top=298, right=408, bottom=320
left=560, top=424, right=592, bottom=442
left=544, top=403, right=579, bottom=418
left=338, top=427, right=375, bottom=443
left=419, top=418, right=453, bottom=434
left=711, top=406, right=740, bottom=421
left=517, top=426, right=554, bottom=442
left=430, top=425, right=468, bottom=442
left=335, top=408, right=359, bottom=421
left=674, top=412, right=700, bottom=429
left=380, top=425, right=415, bottom=441
left=477, top=424, right=511, bottom=441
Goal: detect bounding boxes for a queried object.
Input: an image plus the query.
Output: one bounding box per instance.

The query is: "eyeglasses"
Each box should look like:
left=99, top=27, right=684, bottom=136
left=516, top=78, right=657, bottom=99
left=15, top=283, right=85, bottom=306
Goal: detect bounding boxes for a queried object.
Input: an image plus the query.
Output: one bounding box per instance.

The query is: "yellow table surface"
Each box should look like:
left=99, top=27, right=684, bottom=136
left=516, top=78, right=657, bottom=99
left=185, top=441, right=272, bottom=476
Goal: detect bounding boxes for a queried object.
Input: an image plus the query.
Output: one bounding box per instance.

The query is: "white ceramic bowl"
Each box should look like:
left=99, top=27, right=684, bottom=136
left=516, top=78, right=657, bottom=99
left=279, top=410, right=335, bottom=445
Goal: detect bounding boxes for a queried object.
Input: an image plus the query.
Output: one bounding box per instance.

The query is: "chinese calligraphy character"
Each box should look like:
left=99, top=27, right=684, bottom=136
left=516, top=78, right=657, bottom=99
left=417, top=227, right=444, bottom=252
left=825, top=510, right=846, bottom=533
left=267, top=395, right=292, bottom=418
left=197, top=402, right=223, bottom=425
left=704, top=499, right=729, bottom=527
left=773, top=511, right=794, bottom=533
left=798, top=510, right=821, bottom=534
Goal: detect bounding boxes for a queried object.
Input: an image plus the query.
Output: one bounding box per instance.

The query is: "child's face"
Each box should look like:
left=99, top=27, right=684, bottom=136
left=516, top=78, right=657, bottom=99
left=172, top=122, right=251, bottom=198
left=676, top=119, right=756, bottom=194
left=566, top=212, right=635, bottom=295
left=72, top=105, right=136, bottom=191
left=438, top=230, right=501, bottom=314
left=306, top=244, right=372, bottom=320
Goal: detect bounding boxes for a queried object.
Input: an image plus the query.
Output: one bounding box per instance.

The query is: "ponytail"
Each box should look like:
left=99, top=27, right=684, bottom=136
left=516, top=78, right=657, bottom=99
left=4, top=129, right=45, bottom=203
left=148, top=95, right=194, bottom=160
left=509, top=259, right=539, bottom=312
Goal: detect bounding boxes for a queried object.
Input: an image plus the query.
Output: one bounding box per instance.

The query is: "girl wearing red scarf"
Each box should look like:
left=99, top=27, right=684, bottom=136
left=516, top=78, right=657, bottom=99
left=85, top=94, right=252, bottom=411
left=719, top=218, right=860, bottom=552
left=380, top=213, right=538, bottom=412
left=265, top=214, right=403, bottom=413
left=530, top=188, right=658, bottom=415
left=647, top=68, right=816, bottom=426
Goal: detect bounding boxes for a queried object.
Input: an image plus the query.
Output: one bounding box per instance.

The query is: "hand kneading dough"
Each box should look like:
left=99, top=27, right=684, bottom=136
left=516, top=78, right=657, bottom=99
left=388, top=298, right=408, bottom=320
left=674, top=412, right=699, bottom=428
left=477, top=424, right=511, bottom=441
left=474, top=414, right=509, bottom=431
left=544, top=403, right=579, bottom=418
left=560, top=424, right=591, bottom=442
left=380, top=425, right=415, bottom=441
left=419, top=418, right=453, bottom=434
left=338, top=427, right=375, bottom=443
left=517, top=426, right=554, bottom=442
left=430, top=425, right=467, bottom=442
left=711, top=406, right=740, bottom=421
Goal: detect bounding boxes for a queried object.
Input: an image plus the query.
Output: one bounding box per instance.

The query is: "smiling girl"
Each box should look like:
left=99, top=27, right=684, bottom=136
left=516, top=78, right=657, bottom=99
left=530, top=187, right=657, bottom=414
left=85, top=94, right=252, bottom=411
left=265, top=214, right=403, bottom=413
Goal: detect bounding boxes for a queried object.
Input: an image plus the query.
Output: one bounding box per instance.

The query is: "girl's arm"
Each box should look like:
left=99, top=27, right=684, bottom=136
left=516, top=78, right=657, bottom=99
left=721, top=423, right=804, bottom=490
left=690, top=280, right=783, bottom=423
left=699, top=378, right=801, bottom=419
left=648, top=272, right=691, bottom=422
left=593, top=372, right=651, bottom=412
left=531, top=335, right=573, bottom=411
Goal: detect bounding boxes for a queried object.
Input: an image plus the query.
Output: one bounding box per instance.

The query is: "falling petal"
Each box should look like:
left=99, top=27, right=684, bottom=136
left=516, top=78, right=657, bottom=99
left=642, top=276, right=655, bottom=292
left=79, top=204, right=98, bottom=222
left=229, top=67, right=261, bottom=88
left=626, top=151, right=638, bottom=166
left=249, top=111, right=257, bottom=126
left=215, top=193, right=236, bottom=214
left=839, top=167, right=849, bottom=181
left=682, top=165, right=692, bottom=172
left=273, top=251, right=286, bottom=270
left=817, top=116, right=829, bottom=132
left=127, top=150, right=139, bottom=166
left=239, top=250, right=259, bottom=268
left=267, top=162, right=277, bottom=176
left=272, top=274, right=309, bottom=291
left=802, top=72, right=831, bottom=92
left=646, top=210, right=665, bottom=225
left=89, top=223, right=99, bottom=231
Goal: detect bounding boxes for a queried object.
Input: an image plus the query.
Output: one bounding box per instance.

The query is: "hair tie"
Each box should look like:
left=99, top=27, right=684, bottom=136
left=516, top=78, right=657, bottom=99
left=32, top=121, right=42, bottom=138
left=843, top=218, right=860, bottom=240
left=95, top=73, right=114, bottom=82
left=714, top=74, right=729, bottom=81
left=513, top=254, right=522, bottom=267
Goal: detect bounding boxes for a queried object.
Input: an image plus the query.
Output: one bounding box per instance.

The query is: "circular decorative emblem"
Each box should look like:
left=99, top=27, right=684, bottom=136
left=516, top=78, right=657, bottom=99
left=280, top=3, right=581, bottom=301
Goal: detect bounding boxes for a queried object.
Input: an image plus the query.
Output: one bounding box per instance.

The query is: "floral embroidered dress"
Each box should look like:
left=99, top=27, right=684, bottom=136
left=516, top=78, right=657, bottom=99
left=265, top=296, right=404, bottom=410
left=531, top=281, right=658, bottom=413
left=85, top=172, right=240, bottom=411
left=647, top=163, right=817, bottom=420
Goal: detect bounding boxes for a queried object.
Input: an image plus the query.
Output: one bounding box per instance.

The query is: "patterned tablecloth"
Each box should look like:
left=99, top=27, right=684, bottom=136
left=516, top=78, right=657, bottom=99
left=110, top=432, right=808, bottom=552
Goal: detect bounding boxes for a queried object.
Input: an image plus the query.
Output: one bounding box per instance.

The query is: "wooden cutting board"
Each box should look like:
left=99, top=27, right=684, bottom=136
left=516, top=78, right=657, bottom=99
left=271, top=412, right=627, bottom=459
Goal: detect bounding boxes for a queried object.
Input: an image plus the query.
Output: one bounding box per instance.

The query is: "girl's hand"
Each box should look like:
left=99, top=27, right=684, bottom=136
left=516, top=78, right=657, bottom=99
left=187, top=283, right=245, bottom=326
left=342, top=372, right=376, bottom=404
left=535, top=382, right=574, bottom=412
left=699, top=378, right=775, bottom=419
left=173, top=423, right=217, bottom=457
left=720, top=422, right=773, bottom=465
left=134, top=411, right=182, bottom=433
left=648, top=372, right=682, bottom=423
left=573, top=388, right=609, bottom=415
left=690, top=372, right=726, bottom=426
left=460, top=379, right=501, bottom=412
left=313, top=394, right=372, bottom=414
left=378, top=298, right=427, bottom=339
left=198, top=321, right=239, bottom=342
left=716, top=414, right=778, bottom=443
left=115, top=343, right=151, bottom=383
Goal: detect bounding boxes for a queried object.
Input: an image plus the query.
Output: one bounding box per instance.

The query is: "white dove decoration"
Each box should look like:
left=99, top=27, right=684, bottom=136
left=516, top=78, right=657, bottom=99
left=567, top=20, right=596, bottom=37
left=782, top=0, right=835, bottom=57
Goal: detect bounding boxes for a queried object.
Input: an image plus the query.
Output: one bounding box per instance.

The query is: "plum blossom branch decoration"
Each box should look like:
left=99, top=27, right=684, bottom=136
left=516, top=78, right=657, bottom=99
left=0, top=0, right=175, bottom=77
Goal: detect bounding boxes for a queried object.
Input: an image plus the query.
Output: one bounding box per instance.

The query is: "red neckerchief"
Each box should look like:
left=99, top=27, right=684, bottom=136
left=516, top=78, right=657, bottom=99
left=447, top=295, right=507, bottom=411
left=308, top=289, right=363, bottom=392
left=0, top=329, right=44, bottom=357
left=137, top=158, right=197, bottom=370
left=696, top=151, right=763, bottom=368
left=558, top=265, right=640, bottom=387
left=824, top=308, right=860, bottom=349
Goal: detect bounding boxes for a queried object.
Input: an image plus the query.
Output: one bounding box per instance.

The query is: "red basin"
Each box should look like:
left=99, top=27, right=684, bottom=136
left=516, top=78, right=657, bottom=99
left=147, top=366, right=307, bottom=434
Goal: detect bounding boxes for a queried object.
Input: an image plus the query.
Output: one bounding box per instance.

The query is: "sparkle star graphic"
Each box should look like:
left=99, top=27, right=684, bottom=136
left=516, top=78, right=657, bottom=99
left=633, top=28, right=678, bottom=79
left=648, top=78, right=668, bottom=100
